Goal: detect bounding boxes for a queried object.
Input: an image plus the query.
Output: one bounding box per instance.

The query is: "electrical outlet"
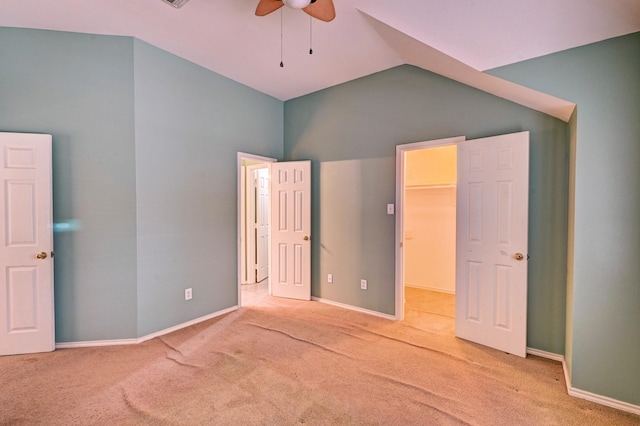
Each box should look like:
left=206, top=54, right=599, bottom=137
left=328, top=274, right=333, bottom=283
left=360, top=279, right=367, bottom=290
left=185, top=288, right=192, bottom=300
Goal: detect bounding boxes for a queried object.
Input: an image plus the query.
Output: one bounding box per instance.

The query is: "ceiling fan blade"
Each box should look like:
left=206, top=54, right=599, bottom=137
left=255, top=0, right=284, bottom=16
left=303, top=0, right=336, bottom=22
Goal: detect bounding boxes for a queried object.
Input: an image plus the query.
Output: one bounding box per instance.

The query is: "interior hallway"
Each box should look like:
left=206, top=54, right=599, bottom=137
left=241, top=279, right=269, bottom=306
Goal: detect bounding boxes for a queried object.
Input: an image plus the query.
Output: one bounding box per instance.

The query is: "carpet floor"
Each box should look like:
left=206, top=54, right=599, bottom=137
left=1, top=293, right=638, bottom=425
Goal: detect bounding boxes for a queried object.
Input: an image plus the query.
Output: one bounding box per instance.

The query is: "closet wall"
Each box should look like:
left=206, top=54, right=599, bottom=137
left=404, top=146, right=457, bottom=293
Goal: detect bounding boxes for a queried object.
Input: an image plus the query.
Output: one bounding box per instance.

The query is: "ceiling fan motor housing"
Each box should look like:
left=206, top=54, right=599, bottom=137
left=283, top=0, right=312, bottom=9
left=160, top=0, right=190, bottom=8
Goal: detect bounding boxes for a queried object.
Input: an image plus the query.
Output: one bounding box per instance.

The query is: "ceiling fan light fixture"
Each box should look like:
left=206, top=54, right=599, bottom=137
left=283, top=0, right=311, bottom=10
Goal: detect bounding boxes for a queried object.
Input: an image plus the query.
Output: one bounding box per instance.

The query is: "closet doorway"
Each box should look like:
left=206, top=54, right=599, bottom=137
left=395, top=137, right=464, bottom=333
left=396, top=133, right=530, bottom=356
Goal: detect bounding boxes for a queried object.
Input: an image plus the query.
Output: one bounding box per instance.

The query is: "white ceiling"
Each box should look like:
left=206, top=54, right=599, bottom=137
left=2, top=0, right=639, bottom=113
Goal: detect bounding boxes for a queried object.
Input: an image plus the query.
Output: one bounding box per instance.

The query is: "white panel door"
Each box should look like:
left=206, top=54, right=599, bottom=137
left=270, top=161, right=311, bottom=300
left=456, top=132, right=529, bottom=357
left=256, top=168, right=270, bottom=282
left=0, top=132, right=54, bottom=356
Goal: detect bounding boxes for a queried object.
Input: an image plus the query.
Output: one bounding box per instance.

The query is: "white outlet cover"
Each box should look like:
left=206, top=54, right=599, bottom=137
left=360, top=279, right=367, bottom=290
left=387, top=204, right=395, bottom=215
left=328, top=274, right=333, bottom=283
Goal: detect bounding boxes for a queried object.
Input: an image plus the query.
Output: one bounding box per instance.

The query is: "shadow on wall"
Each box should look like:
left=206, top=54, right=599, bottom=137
left=316, top=158, right=396, bottom=314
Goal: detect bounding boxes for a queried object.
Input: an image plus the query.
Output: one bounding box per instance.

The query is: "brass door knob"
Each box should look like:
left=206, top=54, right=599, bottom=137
left=36, top=252, right=48, bottom=259
left=303, top=236, right=310, bottom=241
left=514, top=253, right=524, bottom=261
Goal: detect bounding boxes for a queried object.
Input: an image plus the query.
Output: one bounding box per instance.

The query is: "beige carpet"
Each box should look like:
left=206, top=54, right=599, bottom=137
left=1, top=294, right=638, bottom=425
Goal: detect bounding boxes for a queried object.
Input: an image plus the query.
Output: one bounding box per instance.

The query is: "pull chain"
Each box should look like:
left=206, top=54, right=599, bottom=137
left=309, top=4, right=313, bottom=54
left=280, top=8, right=284, bottom=67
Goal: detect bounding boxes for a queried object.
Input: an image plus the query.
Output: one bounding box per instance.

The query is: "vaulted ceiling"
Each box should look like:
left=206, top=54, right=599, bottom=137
left=2, top=0, right=639, bottom=120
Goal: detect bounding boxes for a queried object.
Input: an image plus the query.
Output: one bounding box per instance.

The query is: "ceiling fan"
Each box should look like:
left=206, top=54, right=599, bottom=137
left=255, top=0, right=336, bottom=22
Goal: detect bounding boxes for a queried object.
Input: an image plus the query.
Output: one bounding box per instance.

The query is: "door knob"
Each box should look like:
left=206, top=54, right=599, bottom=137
left=303, top=236, right=310, bottom=241
left=514, top=253, right=524, bottom=261
left=36, top=252, right=48, bottom=259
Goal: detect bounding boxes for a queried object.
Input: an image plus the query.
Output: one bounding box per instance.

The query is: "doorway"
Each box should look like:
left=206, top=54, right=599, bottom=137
left=237, top=153, right=276, bottom=307
left=397, top=139, right=461, bottom=334
left=237, top=154, right=313, bottom=306
left=396, top=132, right=530, bottom=357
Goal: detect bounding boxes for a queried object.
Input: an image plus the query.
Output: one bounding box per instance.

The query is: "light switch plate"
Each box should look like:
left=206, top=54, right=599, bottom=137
left=387, top=204, right=395, bottom=215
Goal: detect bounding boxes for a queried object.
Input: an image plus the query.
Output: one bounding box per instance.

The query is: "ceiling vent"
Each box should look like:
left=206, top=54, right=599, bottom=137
left=160, top=0, right=190, bottom=8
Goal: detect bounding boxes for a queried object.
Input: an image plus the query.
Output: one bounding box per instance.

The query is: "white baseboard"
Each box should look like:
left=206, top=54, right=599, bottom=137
left=55, top=305, right=238, bottom=349
left=137, top=306, right=238, bottom=343
left=568, top=386, right=640, bottom=416
left=56, top=338, right=138, bottom=349
left=526, top=347, right=640, bottom=416
left=312, top=297, right=396, bottom=321
left=526, top=347, right=565, bottom=362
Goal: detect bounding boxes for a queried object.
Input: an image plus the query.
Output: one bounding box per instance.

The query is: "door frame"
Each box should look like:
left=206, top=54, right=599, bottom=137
left=394, top=136, right=465, bottom=321
left=237, top=152, right=277, bottom=307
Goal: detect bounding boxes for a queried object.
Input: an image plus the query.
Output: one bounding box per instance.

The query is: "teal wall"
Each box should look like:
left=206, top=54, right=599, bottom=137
left=0, top=27, right=283, bottom=342
left=0, top=28, right=138, bottom=342
left=3, top=22, right=636, bottom=408
left=133, top=40, right=283, bottom=336
left=284, top=65, right=569, bottom=354
left=488, top=31, right=640, bottom=406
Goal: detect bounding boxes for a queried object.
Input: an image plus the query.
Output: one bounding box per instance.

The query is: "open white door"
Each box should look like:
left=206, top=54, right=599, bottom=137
left=455, top=131, right=529, bottom=357
left=256, top=168, right=270, bottom=282
left=270, top=161, right=311, bottom=300
left=0, top=132, right=54, bottom=356
left=246, top=165, right=270, bottom=283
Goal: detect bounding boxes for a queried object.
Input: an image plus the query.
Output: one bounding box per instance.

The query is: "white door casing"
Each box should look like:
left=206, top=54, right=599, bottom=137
left=455, top=131, right=529, bottom=357
left=395, top=136, right=466, bottom=322
left=0, top=132, right=54, bottom=356
left=270, top=161, right=311, bottom=300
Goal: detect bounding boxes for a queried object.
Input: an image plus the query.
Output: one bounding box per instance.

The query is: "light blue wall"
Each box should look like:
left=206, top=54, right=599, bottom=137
left=0, top=27, right=284, bottom=342
left=0, top=28, right=138, bottom=342
left=133, top=40, right=283, bottom=336
left=488, top=31, right=640, bottom=406
left=284, top=65, right=569, bottom=354
left=3, top=21, right=636, bottom=408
